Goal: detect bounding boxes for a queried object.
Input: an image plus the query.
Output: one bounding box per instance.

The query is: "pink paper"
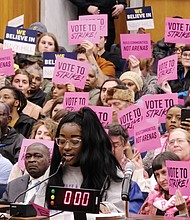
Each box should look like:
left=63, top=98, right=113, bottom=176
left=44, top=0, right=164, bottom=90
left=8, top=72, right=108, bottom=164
left=118, top=103, right=143, bottom=137
left=166, top=160, right=190, bottom=196
left=142, top=93, right=178, bottom=123
left=53, top=57, right=90, bottom=89
left=178, top=98, right=185, bottom=106
left=30, top=202, right=49, bottom=216
left=165, top=17, right=190, bottom=44
left=0, top=49, right=14, bottom=76
left=89, top=106, right=112, bottom=127
left=63, top=92, right=89, bottom=111
left=157, top=54, right=178, bottom=85
left=68, top=20, right=100, bottom=45
left=79, top=14, right=108, bottom=36
left=18, top=139, right=54, bottom=169
left=134, top=119, right=161, bottom=153
left=120, top=33, right=152, bottom=59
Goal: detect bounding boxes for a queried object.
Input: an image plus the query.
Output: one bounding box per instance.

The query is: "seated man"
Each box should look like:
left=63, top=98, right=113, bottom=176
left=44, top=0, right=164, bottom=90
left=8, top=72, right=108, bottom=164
left=106, top=123, right=145, bottom=214
left=106, top=123, right=133, bottom=171
left=0, top=102, right=24, bottom=164
left=0, top=142, right=50, bottom=206
left=0, top=154, right=13, bottom=198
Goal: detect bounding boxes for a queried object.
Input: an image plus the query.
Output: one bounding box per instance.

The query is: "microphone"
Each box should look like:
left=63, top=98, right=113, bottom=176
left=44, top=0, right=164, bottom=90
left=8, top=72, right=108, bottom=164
left=13, top=156, right=66, bottom=203
left=121, top=161, right=135, bottom=201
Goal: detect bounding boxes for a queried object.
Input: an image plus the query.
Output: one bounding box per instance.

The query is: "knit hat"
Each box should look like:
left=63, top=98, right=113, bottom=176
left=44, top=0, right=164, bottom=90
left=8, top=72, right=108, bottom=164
left=119, top=71, right=143, bottom=91
left=106, top=87, right=135, bottom=103
left=29, top=22, right=47, bottom=34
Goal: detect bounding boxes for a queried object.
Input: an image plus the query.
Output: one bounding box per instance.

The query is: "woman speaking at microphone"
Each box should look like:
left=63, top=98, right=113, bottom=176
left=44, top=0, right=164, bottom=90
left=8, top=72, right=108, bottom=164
left=46, top=107, right=125, bottom=217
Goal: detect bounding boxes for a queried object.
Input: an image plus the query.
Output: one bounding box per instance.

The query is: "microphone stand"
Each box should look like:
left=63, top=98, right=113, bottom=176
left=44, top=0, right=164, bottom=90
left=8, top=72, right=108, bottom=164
left=73, top=212, right=87, bottom=220
left=125, top=201, right=129, bottom=219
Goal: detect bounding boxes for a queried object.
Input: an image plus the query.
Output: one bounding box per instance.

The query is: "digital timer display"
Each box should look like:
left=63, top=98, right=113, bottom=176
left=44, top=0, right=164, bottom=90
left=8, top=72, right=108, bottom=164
left=47, top=186, right=100, bottom=213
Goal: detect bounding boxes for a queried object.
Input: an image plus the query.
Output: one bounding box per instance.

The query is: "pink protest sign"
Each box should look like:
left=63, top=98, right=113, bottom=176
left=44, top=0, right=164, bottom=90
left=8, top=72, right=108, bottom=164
left=63, top=92, right=89, bottom=111
left=142, top=93, right=178, bottom=123
left=18, top=139, right=54, bottom=170
left=118, top=103, right=143, bottom=137
left=157, top=54, right=178, bottom=85
left=68, top=20, right=100, bottom=45
left=178, top=98, right=184, bottom=106
left=120, top=33, right=152, bottom=59
left=89, top=106, right=112, bottom=127
left=166, top=160, right=190, bottom=196
left=134, top=119, right=161, bottom=153
left=53, top=57, right=90, bottom=89
left=79, top=14, right=108, bottom=36
left=0, top=49, right=14, bottom=76
left=165, top=17, right=190, bottom=44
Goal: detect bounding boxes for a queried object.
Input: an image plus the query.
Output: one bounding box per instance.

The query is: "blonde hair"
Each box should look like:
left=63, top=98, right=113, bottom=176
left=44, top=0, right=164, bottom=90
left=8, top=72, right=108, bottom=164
left=30, top=118, right=58, bottom=140
left=169, top=128, right=190, bottom=143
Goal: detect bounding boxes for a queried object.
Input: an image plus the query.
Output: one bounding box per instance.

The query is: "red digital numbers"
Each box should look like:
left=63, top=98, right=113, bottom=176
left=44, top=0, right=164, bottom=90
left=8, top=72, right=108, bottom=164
left=64, top=190, right=90, bottom=206
left=64, top=190, right=72, bottom=204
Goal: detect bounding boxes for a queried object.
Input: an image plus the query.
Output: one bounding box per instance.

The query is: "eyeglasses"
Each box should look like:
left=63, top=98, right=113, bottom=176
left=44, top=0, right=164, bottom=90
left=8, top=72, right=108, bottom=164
left=168, top=138, right=188, bottom=147
left=182, top=53, right=190, bottom=59
left=56, top=138, right=82, bottom=148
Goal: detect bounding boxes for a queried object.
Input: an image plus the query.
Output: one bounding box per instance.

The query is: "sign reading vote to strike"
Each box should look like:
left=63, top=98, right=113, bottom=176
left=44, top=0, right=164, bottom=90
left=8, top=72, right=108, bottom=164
left=142, top=93, right=178, bottom=123
left=63, top=92, right=89, bottom=111
left=79, top=14, right=108, bottom=36
left=53, top=57, right=90, bottom=89
left=0, top=49, right=14, bottom=76
left=165, top=17, right=190, bottom=44
left=68, top=20, right=100, bottom=45
left=118, top=103, right=143, bottom=137
left=18, top=139, right=54, bottom=170
left=126, top=6, right=154, bottom=31
left=157, top=54, right=178, bottom=85
left=166, top=160, right=190, bottom=196
left=3, top=26, right=37, bottom=55
left=120, top=33, right=151, bottom=59
left=134, top=119, right=161, bottom=153
left=89, top=106, right=112, bottom=127
left=43, top=52, right=77, bottom=78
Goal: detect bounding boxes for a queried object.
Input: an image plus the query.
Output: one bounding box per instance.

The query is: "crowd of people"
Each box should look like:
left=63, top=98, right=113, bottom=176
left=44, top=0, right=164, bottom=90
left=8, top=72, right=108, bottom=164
left=0, top=3, right=190, bottom=219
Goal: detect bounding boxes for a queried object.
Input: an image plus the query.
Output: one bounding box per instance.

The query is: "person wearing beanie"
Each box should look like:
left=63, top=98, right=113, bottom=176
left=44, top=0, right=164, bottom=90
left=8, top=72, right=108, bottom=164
left=106, top=85, right=134, bottom=122
left=119, top=71, right=144, bottom=101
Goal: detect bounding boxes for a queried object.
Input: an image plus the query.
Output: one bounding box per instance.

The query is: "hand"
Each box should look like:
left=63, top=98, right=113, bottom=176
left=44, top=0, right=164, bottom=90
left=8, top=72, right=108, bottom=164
left=128, top=55, right=141, bottom=74
left=81, top=40, right=94, bottom=57
left=131, top=148, right=143, bottom=170
left=180, top=118, right=190, bottom=132
left=99, top=204, right=111, bottom=214
left=87, top=5, right=99, bottom=14
left=161, top=79, right=172, bottom=93
left=112, top=4, right=124, bottom=17
left=66, top=82, right=76, bottom=92
left=175, top=189, right=189, bottom=215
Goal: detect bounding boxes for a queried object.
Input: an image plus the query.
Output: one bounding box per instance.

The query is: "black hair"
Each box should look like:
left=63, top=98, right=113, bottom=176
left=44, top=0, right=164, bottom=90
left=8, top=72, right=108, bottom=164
left=47, top=107, right=122, bottom=192
left=0, top=86, right=27, bottom=113
left=152, top=152, right=180, bottom=173
left=106, top=123, right=129, bottom=144
left=182, top=45, right=190, bottom=53
left=166, top=104, right=184, bottom=113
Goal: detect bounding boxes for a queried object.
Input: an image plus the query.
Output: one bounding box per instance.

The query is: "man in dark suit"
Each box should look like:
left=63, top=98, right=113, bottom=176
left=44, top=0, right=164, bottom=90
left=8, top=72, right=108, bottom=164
left=0, top=142, right=50, bottom=206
